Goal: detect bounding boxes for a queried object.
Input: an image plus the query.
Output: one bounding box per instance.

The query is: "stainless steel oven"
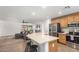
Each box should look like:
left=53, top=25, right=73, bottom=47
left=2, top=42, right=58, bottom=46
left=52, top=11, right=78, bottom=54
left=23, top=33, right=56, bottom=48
left=68, top=23, right=79, bottom=27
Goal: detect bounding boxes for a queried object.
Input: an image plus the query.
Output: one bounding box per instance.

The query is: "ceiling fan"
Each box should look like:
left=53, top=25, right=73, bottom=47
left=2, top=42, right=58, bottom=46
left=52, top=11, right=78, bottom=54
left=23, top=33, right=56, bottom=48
left=22, top=20, right=29, bottom=23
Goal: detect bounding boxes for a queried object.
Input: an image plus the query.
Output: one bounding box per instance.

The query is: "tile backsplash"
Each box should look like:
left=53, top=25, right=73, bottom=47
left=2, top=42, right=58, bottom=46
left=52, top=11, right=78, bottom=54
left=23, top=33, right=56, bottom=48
left=62, top=27, right=79, bottom=33
left=62, top=28, right=69, bottom=33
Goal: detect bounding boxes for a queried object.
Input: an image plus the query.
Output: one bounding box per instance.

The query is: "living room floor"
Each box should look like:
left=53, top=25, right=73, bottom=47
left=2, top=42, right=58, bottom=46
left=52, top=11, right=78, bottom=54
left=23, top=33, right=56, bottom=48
left=0, top=39, right=79, bottom=52
left=0, top=39, right=27, bottom=52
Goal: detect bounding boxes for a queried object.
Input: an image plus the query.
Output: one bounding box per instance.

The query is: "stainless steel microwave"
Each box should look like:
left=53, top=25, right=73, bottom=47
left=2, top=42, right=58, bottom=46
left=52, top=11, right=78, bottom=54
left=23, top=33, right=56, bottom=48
left=68, top=23, right=79, bottom=27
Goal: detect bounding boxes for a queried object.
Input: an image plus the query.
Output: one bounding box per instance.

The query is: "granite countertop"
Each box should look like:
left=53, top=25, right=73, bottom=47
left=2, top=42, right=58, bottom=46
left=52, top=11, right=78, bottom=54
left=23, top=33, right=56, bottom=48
left=27, top=33, right=59, bottom=44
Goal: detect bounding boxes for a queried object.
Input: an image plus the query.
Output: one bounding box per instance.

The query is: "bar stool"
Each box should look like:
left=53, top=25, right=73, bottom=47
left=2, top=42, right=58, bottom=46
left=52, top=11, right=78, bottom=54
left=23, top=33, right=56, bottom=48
left=30, top=45, right=38, bottom=52
left=25, top=37, right=38, bottom=52
left=25, top=38, right=31, bottom=52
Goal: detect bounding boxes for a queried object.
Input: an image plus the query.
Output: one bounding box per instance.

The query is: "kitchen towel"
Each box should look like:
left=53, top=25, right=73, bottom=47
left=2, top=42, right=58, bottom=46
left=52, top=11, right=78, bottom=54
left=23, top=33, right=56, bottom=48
left=70, top=35, right=74, bottom=40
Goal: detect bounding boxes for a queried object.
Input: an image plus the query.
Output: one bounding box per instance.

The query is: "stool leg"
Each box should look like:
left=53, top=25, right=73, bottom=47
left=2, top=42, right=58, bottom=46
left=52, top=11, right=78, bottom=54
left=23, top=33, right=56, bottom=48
left=25, top=45, right=30, bottom=52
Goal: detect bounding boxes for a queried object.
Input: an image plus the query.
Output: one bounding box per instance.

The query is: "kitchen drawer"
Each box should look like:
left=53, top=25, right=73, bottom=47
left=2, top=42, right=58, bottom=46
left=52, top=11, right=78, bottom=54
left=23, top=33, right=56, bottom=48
left=59, top=39, right=66, bottom=44
left=59, top=38, right=66, bottom=41
left=59, top=34, right=65, bottom=38
left=59, top=33, right=66, bottom=44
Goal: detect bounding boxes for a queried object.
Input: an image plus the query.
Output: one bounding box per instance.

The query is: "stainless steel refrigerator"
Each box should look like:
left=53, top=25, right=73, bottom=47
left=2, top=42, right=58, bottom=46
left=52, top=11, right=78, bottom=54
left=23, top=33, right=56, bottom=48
left=49, top=23, right=61, bottom=37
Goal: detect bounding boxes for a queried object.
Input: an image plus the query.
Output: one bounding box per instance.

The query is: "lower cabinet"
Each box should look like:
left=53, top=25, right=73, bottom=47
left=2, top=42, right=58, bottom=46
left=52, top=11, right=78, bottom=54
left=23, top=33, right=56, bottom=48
left=58, top=33, right=67, bottom=45
left=48, top=40, right=58, bottom=52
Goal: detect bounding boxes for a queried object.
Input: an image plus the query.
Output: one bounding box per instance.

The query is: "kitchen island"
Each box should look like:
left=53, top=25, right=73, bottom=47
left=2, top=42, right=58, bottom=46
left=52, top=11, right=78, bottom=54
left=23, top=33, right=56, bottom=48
left=27, top=33, right=59, bottom=52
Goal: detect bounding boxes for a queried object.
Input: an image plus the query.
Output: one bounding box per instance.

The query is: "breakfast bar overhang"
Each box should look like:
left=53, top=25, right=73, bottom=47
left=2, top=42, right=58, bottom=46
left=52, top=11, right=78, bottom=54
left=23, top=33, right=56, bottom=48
left=27, top=33, right=59, bottom=52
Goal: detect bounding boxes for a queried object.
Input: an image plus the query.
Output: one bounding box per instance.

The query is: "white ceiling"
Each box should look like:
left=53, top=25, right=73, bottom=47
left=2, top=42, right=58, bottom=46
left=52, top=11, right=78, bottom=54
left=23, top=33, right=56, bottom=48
left=0, top=6, right=79, bottom=23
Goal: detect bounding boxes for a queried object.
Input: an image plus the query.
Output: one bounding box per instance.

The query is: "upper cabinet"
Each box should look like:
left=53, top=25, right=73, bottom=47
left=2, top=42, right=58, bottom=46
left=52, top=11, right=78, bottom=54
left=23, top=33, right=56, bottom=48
left=51, top=18, right=60, bottom=24
left=60, top=16, right=68, bottom=28
left=51, top=12, right=79, bottom=28
left=73, top=13, right=79, bottom=23
left=67, top=15, right=74, bottom=24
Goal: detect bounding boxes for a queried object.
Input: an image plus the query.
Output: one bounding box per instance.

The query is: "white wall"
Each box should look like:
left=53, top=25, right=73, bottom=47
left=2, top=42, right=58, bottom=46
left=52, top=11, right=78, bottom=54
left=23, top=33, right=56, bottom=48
left=0, top=18, right=51, bottom=36
left=0, top=20, right=21, bottom=36
left=43, top=19, right=51, bottom=33
left=34, top=19, right=51, bottom=34
left=38, top=43, right=48, bottom=52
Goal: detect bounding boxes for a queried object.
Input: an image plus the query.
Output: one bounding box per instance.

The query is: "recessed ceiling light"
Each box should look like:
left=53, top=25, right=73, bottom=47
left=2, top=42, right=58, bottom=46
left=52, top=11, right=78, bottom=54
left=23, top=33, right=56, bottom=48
left=58, top=11, right=62, bottom=14
left=32, top=12, right=36, bottom=16
left=41, top=6, right=47, bottom=8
